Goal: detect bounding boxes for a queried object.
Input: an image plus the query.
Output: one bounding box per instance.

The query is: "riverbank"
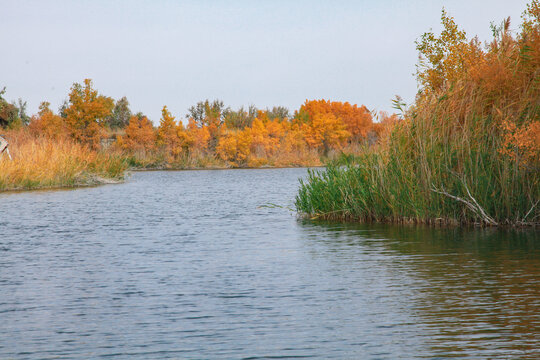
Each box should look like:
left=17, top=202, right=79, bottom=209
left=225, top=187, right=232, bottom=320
left=0, top=132, right=326, bottom=192
left=0, top=126, right=330, bottom=192
left=0, top=153, right=321, bottom=192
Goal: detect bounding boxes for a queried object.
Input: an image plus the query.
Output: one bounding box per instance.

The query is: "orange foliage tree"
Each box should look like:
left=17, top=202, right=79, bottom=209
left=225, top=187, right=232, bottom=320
left=332, top=103, right=373, bottom=141
left=186, top=118, right=211, bottom=153
left=63, top=79, right=114, bottom=149
left=415, top=2, right=540, bottom=167
left=415, top=9, right=483, bottom=93
left=177, top=120, right=194, bottom=154
left=28, top=102, right=68, bottom=139
left=295, top=101, right=351, bottom=152
left=118, top=115, right=156, bottom=152
left=157, top=106, right=183, bottom=157
left=250, top=118, right=272, bottom=157
left=264, top=118, right=287, bottom=153
left=216, top=127, right=252, bottom=166
left=296, top=99, right=375, bottom=151
left=301, top=100, right=373, bottom=141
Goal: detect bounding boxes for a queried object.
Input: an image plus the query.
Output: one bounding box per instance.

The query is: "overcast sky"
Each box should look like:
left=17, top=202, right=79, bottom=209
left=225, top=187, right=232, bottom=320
left=0, top=0, right=530, bottom=123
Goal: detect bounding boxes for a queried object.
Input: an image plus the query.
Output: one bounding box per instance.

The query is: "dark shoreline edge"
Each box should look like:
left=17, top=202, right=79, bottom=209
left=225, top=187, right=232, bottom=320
left=3, top=167, right=536, bottom=229
left=0, top=165, right=325, bottom=193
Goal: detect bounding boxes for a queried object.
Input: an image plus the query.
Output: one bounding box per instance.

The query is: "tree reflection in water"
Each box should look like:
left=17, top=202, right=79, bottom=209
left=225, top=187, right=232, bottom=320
left=298, top=220, right=540, bottom=359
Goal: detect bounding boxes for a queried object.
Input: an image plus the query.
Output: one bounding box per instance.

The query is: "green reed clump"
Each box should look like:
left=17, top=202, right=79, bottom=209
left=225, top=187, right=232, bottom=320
left=296, top=86, right=539, bottom=226
left=296, top=105, right=539, bottom=225
left=296, top=3, right=540, bottom=226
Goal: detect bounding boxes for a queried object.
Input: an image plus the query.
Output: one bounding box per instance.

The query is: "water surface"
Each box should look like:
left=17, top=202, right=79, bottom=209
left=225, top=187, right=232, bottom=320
left=1, top=169, right=539, bottom=359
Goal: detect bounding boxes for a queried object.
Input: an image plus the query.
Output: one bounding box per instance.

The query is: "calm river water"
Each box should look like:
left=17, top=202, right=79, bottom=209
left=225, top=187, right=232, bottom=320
left=1, top=168, right=539, bottom=359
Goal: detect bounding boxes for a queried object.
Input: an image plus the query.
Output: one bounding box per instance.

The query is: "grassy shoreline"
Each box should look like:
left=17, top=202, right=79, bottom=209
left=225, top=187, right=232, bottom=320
left=296, top=163, right=539, bottom=228
left=0, top=174, right=125, bottom=193
left=0, top=163, right=322, bottom=193
left=0, top=133, right=127, bottom=192
left=0, top=139, right=325, bottom=192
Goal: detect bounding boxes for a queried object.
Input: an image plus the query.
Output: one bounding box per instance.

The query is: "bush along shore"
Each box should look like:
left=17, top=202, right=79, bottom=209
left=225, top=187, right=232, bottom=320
left=296, top=2, right=539, bottom=227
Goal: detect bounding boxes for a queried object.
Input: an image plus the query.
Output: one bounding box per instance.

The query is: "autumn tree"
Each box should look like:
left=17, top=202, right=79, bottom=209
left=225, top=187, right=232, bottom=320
left=118, top=114, right=156, bottom=152
left=301, top=112, right=350, bottom=153
left=249, top=117, right=285, bottom=157
left=28, top=102, right=68, bottom=138
left=63, top=79, right=114, bottom=148
left=298, top=100, right=373, bottom=145
left=186, top=118, right=210, bottom=152
left=281, top=122, right=309, bottom=154
left=157, top=106, right=183, bottom=156
left=0, top=100, right=19, bottom=128
left=414, top=3, right=539, bottom=167
left=265, top=118, right=287, bottom=152
left=249, top=118, right=270, bottom=156
left=329, top=102, right=372, bottom=141
left=216, top=128, right=252, bottom=166
left=176, top=120, right=194, bottom=154
left=415, top=9, right=482, bottom=93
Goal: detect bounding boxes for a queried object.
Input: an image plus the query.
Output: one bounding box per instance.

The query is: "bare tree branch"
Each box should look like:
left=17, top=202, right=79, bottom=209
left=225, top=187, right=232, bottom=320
left=431, top=184, right=498, bottom=226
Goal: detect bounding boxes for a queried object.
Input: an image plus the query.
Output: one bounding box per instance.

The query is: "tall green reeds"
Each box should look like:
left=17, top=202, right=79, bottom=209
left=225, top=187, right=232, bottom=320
left=296, top=4, right=540, bottom=226
left=297, top=109, right=538, bottom=225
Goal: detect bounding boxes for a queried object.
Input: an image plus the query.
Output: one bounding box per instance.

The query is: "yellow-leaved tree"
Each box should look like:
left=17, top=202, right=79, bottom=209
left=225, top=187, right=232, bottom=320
left=157, top=106, right=182, bottom=157
left=28, top=102, right=68, bottom=139
left=63, top=79, right=114, bottom=149
left=119, top=115, right=156, bottom=153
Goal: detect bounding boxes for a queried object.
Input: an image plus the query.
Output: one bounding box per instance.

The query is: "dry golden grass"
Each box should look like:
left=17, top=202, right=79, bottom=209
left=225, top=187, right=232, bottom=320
left=0, top=130, right=127, bottom=191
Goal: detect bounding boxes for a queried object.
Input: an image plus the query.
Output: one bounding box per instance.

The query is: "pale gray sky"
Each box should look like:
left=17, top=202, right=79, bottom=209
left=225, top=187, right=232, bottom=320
left=0, top=0, right=529, bottom=123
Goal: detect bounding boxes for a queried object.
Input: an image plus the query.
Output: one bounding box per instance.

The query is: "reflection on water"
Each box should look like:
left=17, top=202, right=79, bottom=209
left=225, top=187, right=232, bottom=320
left=299, top=220, right=540, bottom=358
left=0, top=169, right=538, bottom=359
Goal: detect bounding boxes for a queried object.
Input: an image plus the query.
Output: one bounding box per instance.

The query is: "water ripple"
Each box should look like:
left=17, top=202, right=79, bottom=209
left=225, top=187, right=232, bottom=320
left=0, top=169, right=538, bottom=359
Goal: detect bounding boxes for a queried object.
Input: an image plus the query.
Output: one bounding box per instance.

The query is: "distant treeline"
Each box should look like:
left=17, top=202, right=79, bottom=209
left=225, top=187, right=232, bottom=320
left=0, top=79, right=395, bottom=169
left=0, top=77, right=398, bottom=190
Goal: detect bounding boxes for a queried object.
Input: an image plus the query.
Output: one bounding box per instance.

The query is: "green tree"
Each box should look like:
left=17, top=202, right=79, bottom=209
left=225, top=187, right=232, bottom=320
left=223, top=105, right=258, bottom=129
left=267, top=106, right=290, bottom=121
left=0, top=87, right=28, bottom=128
left=106, top=96, right=132, bottom=129
left=186, top=99, right=226, bottom=127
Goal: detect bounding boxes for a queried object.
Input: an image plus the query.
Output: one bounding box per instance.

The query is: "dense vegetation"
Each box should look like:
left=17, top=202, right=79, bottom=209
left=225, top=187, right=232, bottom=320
left=296, top=2, right=539, bottom=226
left=0, top=80, right=390, bottom=190
left=0, top=131, right=126, bottom=191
